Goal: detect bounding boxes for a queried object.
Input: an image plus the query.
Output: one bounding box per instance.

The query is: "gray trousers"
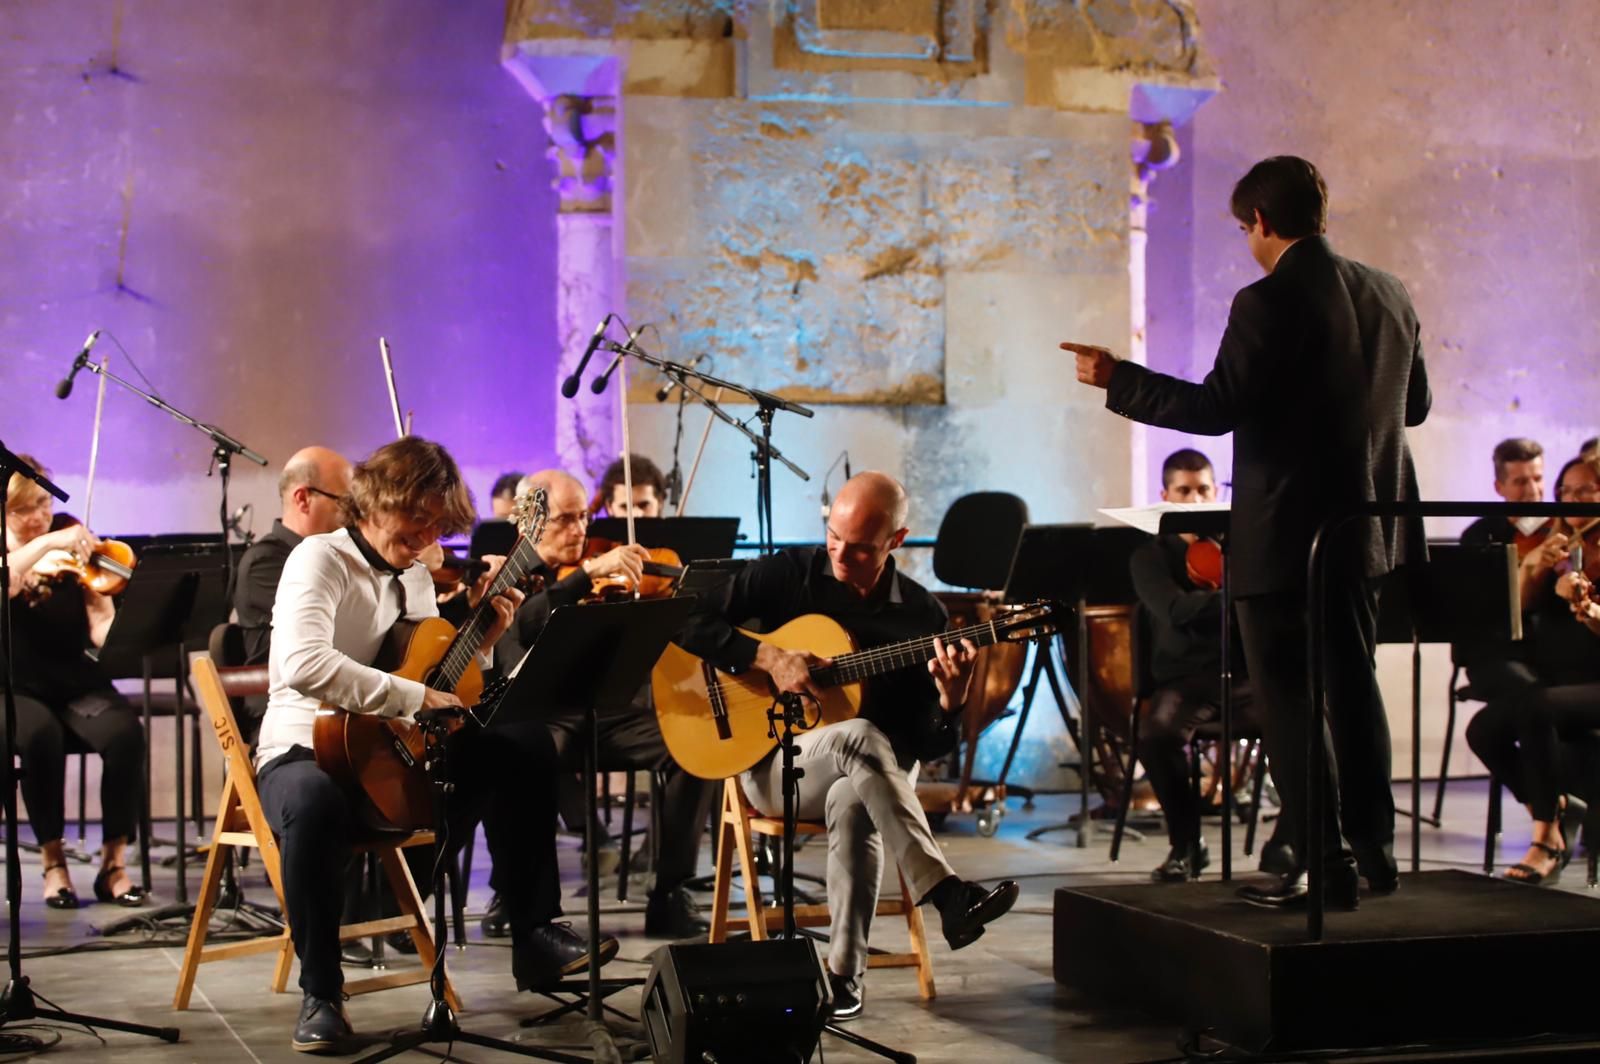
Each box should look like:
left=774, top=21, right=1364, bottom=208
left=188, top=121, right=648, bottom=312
left=743, top=717, right=953, bottom=982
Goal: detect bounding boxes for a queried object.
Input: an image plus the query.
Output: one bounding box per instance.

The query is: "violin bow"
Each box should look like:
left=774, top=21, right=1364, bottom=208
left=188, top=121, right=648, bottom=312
left=84, top=348, right=110, bottom=528
left=379, top=336, right=406, bottom=439
left=674, top=385, right=724, bottom=518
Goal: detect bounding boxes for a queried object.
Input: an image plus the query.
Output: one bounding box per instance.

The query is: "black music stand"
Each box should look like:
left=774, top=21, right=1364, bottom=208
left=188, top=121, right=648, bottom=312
left=587, top=517, right=741, bottom=564
left=94, top=541, right=237, bottom=903
left=1375, top=542, right=1520, bottom=870
left=0, top=440, right=179, bottom=1050
left=494, top=599, right=698, bottom=1059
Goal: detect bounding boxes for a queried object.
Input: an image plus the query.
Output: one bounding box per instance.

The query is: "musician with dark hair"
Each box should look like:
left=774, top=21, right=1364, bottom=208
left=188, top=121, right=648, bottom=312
left=253, top=437, right=613, bottom=1055
left=594, top=453, right=668, bottom=518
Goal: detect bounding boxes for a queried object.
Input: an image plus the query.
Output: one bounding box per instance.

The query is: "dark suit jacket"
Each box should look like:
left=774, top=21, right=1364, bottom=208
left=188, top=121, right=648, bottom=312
left=233, top=519, right=304, bottom=666
left=1107, top=236, right=1431, bottom=598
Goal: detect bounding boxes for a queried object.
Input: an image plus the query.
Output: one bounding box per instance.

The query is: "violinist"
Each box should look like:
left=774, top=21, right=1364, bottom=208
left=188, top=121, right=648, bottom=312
left=593, top=453, right=666, bottom=519
left=3, top=454, right=147, bottom=910
left=1129, top=449, right=1265, bottom=882
left=489, top=471, right=526, bottom=520
left=1465, top=451, right=1600, bottom=884
left=487, top=469, right=715, bottom=941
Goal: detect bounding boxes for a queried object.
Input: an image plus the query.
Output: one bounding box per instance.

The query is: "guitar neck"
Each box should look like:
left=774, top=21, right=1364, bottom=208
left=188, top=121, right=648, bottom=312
left=808, top=619, right=1007, bottom=689
left=431, top=535, right=542, bottom=691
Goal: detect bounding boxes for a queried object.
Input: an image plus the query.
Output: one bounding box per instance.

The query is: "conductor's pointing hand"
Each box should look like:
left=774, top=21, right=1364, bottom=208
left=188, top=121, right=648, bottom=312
left=1060, top=342, right=1119, bottom=389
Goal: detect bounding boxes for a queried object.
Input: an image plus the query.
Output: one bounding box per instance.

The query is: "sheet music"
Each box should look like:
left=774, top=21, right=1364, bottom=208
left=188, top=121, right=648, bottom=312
left=1097, top=501, right=1232, bottom=535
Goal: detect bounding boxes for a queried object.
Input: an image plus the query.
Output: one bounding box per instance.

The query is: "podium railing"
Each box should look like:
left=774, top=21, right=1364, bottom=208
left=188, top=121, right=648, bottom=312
left=1305, top=500, right=1600, bottom=939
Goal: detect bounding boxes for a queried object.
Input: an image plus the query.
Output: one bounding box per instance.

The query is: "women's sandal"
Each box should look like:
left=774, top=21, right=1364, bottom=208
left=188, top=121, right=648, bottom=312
left=92, top=865, right=149, bottom=907
left=1503, top=841, right=1563, bottom=886
left=42, top=862, right=79, bottom=910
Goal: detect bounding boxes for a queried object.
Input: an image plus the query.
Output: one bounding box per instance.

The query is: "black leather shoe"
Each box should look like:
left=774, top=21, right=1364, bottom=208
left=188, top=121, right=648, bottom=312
left=291, top=992, right=351, bottom=1054
left=1355, top=849, right=1399, bottom=896
left=42, top=863, right=79, bottom=910
left=340, top=942, right=373, bottom=967
left=1258, top=838, right=1298, bottom=876
left=481, top=892, right=511, bottom=938
left=937, top=879, right=1020, bottom=950
left=826, top=970, right=863, bottom=1022
left=512, top=922, right=620, bottom=991
left=644, top=885, right=708, bottom=939
left=1236, top=868, right=1359, bottom=911
left=92, top=866, right=148, bottom=908
left=1151, top=840, right=1210, bottom=883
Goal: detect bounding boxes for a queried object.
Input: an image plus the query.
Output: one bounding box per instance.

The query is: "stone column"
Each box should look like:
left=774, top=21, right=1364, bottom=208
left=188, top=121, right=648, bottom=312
left=504, top=49, right=622, bottom=482
left=546, top=93, right=619, bottom=481
left=1128, top=119, right=1180, bottom=503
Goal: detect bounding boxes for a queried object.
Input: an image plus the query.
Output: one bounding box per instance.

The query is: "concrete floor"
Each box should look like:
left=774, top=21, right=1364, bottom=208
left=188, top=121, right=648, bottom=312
left=0, top=777, right=1591, bottom=1063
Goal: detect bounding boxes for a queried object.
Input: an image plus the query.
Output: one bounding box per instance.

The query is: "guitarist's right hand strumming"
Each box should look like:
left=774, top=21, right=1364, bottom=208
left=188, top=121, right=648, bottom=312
left=422, top=687, right=466, bottom=713
left=755, top=642, right=829, bottom=704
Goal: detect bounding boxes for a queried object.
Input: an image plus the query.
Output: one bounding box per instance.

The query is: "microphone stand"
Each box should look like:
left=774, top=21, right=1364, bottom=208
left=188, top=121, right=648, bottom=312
left=602, top=341, right=812, bottom=555
left=71, top=356, right=267, bottom=904
left=0, top=441, right=180, bottom=1049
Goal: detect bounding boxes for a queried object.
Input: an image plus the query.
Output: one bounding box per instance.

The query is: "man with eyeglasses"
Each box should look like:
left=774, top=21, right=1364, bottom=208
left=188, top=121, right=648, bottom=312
left=235, top=446, right=353, bottom=675
left=483, top=469, right=716, bottom=941
left=254, top=438, right=605, bottom=1054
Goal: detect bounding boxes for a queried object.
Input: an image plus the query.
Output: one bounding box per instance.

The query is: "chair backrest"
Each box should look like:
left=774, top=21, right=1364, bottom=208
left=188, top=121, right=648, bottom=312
left=932, top=492, right=1029, bottom=592
left=189, top=654, right=267, bottom=786
left=208, top=621, right=249, bottom=668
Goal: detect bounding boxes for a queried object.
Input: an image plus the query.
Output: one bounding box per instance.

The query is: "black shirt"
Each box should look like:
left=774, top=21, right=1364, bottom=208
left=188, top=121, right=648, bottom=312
left=675, top=547, right=949, bottom=759
left=9, top=581, right=110, bottom=702
left=1128, top=535, right=1224, bottom=686
left=234, top=519, right=304, bottom=666
left=492, top=557, right=630, bottom=720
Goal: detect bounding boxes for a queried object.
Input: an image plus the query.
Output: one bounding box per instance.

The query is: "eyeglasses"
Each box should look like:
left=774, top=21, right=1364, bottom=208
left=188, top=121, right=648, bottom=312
left=1558, top=484, right=1600, bottom=501
left=306, top=487, right=345, bottom=502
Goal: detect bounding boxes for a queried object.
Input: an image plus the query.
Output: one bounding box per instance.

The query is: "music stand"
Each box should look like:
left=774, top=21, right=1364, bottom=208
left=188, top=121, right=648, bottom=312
left=1375, top=542, right=1520, bottom=870
left=470, top=519, right=517, bottom=559
left=587, top=517, right=741, bottom=564
left=493, top=599, right=698, bottom=1059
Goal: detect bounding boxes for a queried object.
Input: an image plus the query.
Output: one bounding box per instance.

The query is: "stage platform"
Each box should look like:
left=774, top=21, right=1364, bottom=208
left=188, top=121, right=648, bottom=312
left=1054, top=868, right=1600, bottom=1054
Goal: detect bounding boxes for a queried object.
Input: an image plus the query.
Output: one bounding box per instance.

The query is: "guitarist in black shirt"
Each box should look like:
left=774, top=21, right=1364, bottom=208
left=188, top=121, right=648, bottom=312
left=677, top=471, right=1019, bottom=1022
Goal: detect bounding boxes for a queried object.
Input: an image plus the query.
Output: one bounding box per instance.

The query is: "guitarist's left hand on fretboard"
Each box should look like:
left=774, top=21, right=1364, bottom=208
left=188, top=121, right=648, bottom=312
left=928, top=634, right=981, bottom=711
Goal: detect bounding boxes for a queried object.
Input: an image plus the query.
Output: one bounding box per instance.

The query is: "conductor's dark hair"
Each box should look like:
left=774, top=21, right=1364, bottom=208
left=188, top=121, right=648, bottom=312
left=1229, top=156, right=1328, bottom=239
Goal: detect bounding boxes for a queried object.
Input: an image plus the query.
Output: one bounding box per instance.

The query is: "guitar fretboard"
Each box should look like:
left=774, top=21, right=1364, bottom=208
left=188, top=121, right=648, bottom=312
left=808, top=618, right=1006, bottom=688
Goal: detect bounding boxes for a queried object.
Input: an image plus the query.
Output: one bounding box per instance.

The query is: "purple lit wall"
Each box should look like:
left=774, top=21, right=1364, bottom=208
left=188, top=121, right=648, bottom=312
left=0, top=0, right=560, bottom=535
left=1150, top=0, right=1600, bottom=531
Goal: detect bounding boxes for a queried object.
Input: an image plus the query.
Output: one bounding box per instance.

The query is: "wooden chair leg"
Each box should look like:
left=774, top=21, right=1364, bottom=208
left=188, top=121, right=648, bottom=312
left=897, top=871, right=936, bottom=1001
left=173, top=780, right=237, bottom=1010
left=709, top=790, right=737, bottom=944
left=728, top=786, right=767, bottom=941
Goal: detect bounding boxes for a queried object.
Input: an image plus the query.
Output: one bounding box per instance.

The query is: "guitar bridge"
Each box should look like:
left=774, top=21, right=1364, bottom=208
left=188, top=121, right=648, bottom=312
left=391, top=734, right=415, bottom=768
left=704, top=661, right=732, bottom=742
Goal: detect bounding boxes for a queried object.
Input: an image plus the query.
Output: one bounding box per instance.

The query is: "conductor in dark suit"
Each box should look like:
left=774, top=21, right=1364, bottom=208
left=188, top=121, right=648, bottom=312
left=1063, top=156, right=1431, bottom=909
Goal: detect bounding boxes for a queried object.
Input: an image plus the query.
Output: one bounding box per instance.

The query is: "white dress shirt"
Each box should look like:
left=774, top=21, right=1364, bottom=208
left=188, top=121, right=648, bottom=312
left=254, top=528, right=436, bottom=769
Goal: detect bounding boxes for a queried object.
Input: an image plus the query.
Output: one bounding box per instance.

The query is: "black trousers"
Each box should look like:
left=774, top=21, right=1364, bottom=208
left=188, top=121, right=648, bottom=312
left=1235, top=578, right=1391, bottom=873
left=1463, top=659, right=1552, bottom=817
left=546, top=710, right=714, bottom=894
left=1, top=688, right=143, bottom=845
left=1138, top=675, right=1257, bottom=850
left=256, top=720, right=561, bottom=1000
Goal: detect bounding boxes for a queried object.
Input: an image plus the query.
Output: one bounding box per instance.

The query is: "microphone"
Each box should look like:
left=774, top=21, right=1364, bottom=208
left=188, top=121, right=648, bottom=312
left=561, top=314, right=614, bottom=399
left=590, top=325, right=645, bottom=395
left=55, top=329, right=102, bottom=399
left=655, top=353, right=708, bottom=402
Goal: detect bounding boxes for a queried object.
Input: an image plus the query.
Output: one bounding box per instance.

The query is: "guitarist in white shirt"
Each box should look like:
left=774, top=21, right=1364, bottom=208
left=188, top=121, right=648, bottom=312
left=677, top=471, right=1020, bottom=1022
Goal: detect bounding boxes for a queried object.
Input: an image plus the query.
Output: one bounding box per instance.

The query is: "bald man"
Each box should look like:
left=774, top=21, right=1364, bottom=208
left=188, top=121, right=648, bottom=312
left=234, top=446, right=353, bottom=669
left=677, top=472, right=1019, bottom=1021
left=484, top=470, right=716, bottom=941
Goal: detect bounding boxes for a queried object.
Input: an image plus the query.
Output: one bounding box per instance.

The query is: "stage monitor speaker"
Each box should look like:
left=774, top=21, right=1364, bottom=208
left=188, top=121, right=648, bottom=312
left=641, top=938, right=831, bottom=1064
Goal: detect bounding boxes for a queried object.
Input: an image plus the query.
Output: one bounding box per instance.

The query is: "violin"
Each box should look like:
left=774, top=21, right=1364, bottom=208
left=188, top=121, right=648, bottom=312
left=558, top=536, right=684, bottom=601
left=1185, top=537, right=1223, bottom=590
left=1513, top=518, right=1559, bottom=560
left=428, top=548, right=491, bottom=596
left=34, top=536, right=137, bottom=596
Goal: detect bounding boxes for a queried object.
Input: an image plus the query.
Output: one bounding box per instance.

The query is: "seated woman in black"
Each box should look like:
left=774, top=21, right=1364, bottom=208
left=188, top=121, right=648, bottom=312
left=3, top=455, right=146, bottom=908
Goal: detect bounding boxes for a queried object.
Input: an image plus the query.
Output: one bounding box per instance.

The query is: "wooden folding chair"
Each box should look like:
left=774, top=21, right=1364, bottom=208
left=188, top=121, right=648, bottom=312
left=173, top=655, right=460, bottom=1011
left=708, top=777, right=935, bottom=1000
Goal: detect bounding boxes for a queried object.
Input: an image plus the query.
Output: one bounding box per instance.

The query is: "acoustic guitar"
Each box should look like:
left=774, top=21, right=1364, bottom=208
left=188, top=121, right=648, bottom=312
left=313, top=488, right=548, bottom=832
left=652, top=602, right=1057, bottom=781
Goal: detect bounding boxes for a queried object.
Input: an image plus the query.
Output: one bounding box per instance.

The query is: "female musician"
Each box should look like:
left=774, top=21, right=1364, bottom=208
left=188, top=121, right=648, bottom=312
left=1468, top=454, right=1600, bottom=885
left=3, top=455, right=147, bottom=908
